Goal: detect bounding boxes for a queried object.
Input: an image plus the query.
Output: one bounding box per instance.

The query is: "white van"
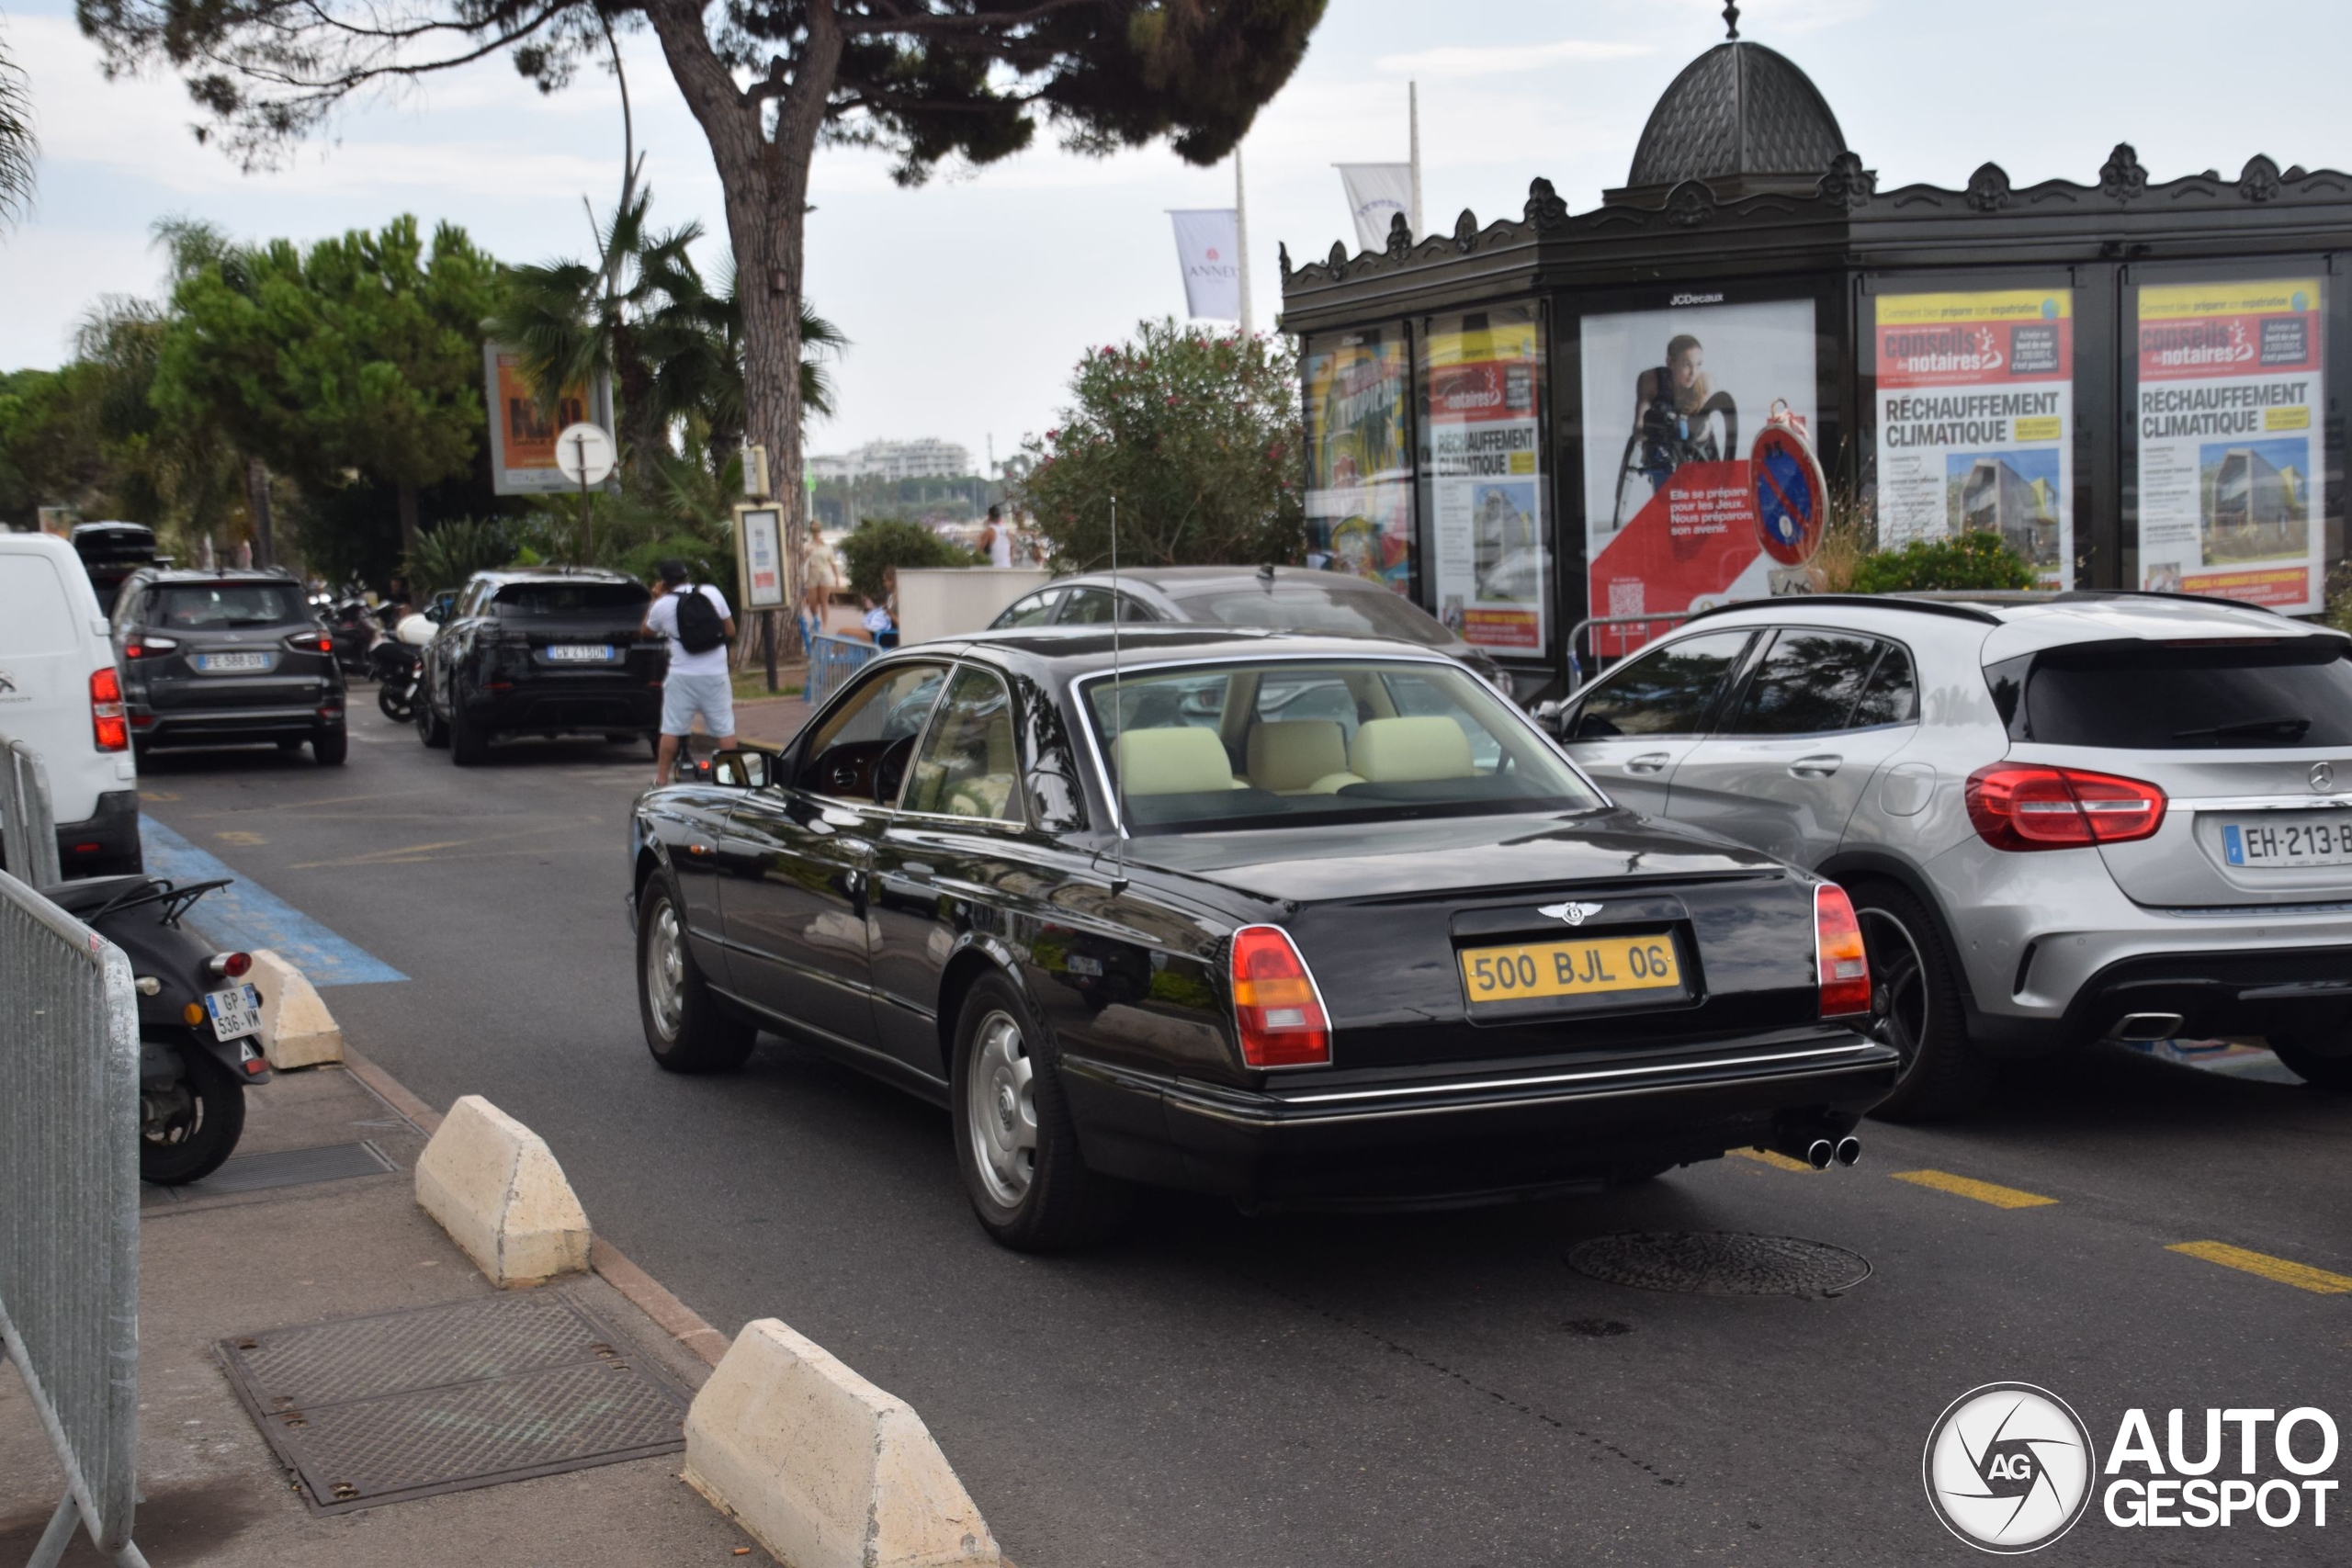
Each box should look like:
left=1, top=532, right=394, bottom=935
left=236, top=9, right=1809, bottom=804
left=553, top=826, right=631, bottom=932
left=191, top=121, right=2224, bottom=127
left=0, top=530, right=141, bottom=877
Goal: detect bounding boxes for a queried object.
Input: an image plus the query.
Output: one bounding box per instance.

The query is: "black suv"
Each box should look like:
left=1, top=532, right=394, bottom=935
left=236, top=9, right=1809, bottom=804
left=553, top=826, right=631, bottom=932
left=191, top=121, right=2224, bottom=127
left=73, top=521, right=161, bottom=613
left=110, top=568, right=347, bottom=764
left=416, top=569, right=664, bottom=765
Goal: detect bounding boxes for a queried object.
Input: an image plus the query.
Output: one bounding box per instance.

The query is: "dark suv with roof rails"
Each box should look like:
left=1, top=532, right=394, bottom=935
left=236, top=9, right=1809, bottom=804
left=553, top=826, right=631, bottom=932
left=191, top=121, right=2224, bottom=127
left=110, top=567, right=346, bottom=764
left=416, top=568, right=664, bottom=765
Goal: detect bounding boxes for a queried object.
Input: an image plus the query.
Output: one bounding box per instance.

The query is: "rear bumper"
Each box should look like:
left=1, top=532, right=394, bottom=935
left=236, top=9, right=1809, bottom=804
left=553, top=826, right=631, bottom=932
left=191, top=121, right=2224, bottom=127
left=2051, top=945, right=2352, bottom=1050
left=56, top=789, right=141, bottom=877
left=1060, top=1031, right=1897, bottom=1205
left=462, top=680, right=662, bottom=735
left=133, top=702, right=342, bottom=745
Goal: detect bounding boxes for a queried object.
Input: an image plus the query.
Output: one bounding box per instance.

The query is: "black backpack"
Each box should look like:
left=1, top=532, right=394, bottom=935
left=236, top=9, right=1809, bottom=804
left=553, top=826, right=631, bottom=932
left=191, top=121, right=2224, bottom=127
left=673, top=585, right=726, bottom=655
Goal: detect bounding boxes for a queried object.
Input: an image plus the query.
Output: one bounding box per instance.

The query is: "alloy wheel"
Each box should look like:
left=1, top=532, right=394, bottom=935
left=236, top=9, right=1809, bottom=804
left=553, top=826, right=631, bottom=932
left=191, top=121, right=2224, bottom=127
left=967, top=1010, right=1037, bottom=1207
left=1857, top=908, right=1927, bottom=1073
left=645, top=901, right=686, bottom=1043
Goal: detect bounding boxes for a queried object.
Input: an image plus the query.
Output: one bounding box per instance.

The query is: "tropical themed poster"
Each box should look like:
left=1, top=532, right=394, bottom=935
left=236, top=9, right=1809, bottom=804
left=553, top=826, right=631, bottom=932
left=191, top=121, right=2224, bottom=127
left=2134, top=279, right=2326, bottom=611
left=1423, top=307, right=1546, bottom=653
left=1873, top=288, right=2074, bottom=588
left=1304, top=327, right=1414, bottom=592
left=1579, top=299, right=1818, bottom=649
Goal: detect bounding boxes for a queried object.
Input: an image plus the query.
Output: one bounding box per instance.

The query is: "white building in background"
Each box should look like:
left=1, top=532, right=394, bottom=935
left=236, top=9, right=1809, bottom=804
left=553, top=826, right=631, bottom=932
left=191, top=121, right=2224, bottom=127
left=807, top=438, right=976, bottom=482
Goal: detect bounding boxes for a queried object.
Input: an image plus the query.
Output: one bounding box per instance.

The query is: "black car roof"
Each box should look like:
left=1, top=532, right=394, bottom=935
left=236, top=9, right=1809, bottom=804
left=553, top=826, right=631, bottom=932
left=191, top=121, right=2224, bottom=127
left=933, top=625, right=1464, bottom=678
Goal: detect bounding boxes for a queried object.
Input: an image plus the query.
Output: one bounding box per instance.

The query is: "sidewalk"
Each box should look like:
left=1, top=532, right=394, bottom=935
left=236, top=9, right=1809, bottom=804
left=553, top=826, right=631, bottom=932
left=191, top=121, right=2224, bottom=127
left=0, top=1062, right=756, bottom=1566
left=733, top=694, right=812, bottom=750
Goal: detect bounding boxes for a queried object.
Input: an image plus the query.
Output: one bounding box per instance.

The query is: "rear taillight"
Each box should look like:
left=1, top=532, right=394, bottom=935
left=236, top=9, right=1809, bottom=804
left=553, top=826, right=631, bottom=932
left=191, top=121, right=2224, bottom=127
left=90, top=668, right=128, bottom=752
left=284, top=629, right=331, bottom=653
left=1229, top=924, right=1331, bottom=1068
left=1815, top=884, right=1871, bottom=1019
left=207, top=951, right=253, bottom=980
left=1966, top=763, right=2166, bottom=851
left=123, top=635, right=177, bottom=660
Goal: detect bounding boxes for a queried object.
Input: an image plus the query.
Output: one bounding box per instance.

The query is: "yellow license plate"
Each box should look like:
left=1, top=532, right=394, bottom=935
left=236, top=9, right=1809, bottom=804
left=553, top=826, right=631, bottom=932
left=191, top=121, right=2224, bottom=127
left=1459, top=933, right=1682, bottom=1006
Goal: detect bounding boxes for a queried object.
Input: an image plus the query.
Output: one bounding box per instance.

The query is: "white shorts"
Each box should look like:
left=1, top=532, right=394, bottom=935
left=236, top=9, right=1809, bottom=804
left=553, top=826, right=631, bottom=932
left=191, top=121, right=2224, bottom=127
left=660, top=671, right=736, bottom=738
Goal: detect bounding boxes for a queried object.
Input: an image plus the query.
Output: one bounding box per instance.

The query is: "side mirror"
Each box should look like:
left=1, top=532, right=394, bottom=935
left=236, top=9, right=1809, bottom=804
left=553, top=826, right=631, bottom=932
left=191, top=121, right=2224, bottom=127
left=424, top=605, right=447, bottom=625
left=713, top=749, right=771, bottom=790
left=1531, top=699, right=1571, bottom=739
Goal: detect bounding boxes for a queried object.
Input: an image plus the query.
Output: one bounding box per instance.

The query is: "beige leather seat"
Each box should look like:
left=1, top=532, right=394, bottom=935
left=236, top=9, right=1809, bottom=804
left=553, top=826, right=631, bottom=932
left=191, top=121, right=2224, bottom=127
left=1246, top=720, right=1349, bottom=795
left=1347, top=716, right=1475, bottom=783
left=1117, top=727, right=1246, bottom=794
left=944, top=714, right=1019, bottom=819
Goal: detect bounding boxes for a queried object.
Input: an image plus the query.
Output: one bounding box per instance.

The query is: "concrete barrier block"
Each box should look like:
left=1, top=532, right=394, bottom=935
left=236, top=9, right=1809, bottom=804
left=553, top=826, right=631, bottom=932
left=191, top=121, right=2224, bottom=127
left=684, top=1318, right=999, bottom=1568
left=247, top=948, right=344, bottom=1069
left=413, top=1095, right=590, bottom=1287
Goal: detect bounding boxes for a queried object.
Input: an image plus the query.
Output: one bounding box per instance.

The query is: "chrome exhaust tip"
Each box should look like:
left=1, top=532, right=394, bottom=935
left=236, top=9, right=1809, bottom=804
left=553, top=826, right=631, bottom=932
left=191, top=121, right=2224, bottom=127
left=1804, top=1138, right=1835, bottom=1171
left=1834, top=1136, right=1861, bottom=1168
left=2114, top=1011, right=2186, bottom=1043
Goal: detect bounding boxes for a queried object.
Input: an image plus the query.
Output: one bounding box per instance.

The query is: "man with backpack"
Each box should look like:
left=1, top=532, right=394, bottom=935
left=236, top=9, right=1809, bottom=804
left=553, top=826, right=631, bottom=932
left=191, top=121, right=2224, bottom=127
left=641, top=558, right=738, bottom=788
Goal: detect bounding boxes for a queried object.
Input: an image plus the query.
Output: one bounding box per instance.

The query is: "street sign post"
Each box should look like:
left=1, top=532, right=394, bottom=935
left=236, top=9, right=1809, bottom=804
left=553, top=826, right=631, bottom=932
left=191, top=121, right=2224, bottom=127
left=555, top=423, right=617, bottom=559
left=735, top=503, right=786, bottom=692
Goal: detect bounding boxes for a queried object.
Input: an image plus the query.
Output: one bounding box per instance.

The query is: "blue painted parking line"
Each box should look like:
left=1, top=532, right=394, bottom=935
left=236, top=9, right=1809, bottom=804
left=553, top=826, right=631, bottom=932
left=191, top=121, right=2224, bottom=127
left=138, top=817, right=407, bottom=986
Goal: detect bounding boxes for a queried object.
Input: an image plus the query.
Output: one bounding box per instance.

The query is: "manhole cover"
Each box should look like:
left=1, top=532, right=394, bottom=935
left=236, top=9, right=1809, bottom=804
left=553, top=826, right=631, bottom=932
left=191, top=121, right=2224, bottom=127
left=217, top=1289, right=688, bottom=1513
left=1566, top=1232, right=1871, bottom=1297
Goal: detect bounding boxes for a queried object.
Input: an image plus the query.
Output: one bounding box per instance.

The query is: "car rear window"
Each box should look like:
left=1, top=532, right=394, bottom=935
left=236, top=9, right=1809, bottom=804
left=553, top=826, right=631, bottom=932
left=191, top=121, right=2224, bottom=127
left=153, top=582, right=306, bottom=628
left=1995, top=637, right=2352, bottom=748
left=492, top=581, right=650, bottom=616
left=1168, top=581, right=1452, bottom=646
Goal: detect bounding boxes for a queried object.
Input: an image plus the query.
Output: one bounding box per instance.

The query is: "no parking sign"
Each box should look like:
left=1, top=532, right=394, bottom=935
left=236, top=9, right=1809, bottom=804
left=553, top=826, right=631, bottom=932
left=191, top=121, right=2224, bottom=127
left=1751, top=401, right=1827, bottom=571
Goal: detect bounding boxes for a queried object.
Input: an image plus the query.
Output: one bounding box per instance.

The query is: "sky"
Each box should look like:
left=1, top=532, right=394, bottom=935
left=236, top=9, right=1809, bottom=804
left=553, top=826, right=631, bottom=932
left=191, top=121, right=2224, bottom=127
left=6, top=0, right=2352, bottom=472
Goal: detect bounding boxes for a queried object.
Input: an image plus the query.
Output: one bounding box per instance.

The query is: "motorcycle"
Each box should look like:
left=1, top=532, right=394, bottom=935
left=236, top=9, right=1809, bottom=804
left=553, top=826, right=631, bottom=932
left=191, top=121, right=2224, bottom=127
left=370, top=610, right=436, bottom=722
left=323, top=588, right=384, bottom=677
left=44, top=874, right=273, bottom=1184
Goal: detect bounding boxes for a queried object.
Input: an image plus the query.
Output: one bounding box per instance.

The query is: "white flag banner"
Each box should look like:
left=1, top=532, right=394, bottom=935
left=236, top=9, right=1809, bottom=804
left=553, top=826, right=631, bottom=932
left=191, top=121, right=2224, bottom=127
left=1338, top=163, right=1412, bottom=252
left=1169, top=209, right=1241, bottom=321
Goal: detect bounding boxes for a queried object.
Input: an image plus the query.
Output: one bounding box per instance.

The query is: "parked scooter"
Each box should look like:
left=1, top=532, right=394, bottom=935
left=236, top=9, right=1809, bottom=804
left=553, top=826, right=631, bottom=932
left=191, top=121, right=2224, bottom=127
left=323, top=587, right=383, bottom=677
left=43, top=874, right=273, bottom=1184
left=371, top=610, right=437, bottom=722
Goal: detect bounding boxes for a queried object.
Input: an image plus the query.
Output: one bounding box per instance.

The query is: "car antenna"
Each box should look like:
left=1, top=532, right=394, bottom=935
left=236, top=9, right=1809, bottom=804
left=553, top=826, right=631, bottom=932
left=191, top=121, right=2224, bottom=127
left=1109, top=493, right=1129, bottom=893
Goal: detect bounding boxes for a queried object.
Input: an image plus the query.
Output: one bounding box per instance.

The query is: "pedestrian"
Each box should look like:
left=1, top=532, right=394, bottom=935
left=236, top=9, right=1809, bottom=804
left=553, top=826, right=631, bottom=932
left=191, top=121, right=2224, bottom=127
left=860, top=591, right=899, bottom=649
left=798, top=519, right=841, bottom=647
left=978, top=504, right=1014, bottom=570
left=640, top=558, right=738, bottom=789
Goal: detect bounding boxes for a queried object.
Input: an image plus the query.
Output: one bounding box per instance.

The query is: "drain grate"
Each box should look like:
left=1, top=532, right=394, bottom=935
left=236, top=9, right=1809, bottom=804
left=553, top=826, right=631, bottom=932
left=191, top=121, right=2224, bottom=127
left=182, top=1140, right=396, bottom=1195
left=1567, top=1232, right=1871, bottom=1298
left=217, top=1290, right=688, bottom=1513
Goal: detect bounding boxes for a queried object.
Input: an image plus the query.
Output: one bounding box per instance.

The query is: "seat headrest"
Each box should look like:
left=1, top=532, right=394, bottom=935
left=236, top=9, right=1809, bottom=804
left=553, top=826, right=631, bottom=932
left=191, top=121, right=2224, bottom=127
left=1117, top=727, right=1240, bottom=795
left=1246, top=720, right=1348, bottom=794
left=1348, top=716, right=1475, bottom=783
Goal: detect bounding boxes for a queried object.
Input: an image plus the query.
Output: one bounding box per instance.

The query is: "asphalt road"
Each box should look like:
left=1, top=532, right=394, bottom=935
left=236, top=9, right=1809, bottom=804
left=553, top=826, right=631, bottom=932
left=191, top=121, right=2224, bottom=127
left=135, top=711, right=2352, bottom=1567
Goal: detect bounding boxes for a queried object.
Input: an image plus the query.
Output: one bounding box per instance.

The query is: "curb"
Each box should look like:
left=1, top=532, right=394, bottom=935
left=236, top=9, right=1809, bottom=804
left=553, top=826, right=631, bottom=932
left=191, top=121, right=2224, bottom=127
left=343, top=1045, right=733, bottom=1367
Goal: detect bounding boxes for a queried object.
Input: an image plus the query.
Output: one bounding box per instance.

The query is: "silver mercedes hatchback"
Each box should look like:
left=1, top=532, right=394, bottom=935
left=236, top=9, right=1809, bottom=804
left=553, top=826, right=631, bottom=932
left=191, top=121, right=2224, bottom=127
left=1554, top=592, right=2352, bottom=1117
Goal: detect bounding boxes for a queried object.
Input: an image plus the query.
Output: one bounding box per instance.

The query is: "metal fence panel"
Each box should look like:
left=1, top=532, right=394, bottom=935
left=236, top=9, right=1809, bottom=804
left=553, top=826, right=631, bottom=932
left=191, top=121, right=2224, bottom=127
left=0, top=868, right=147, bottom=1563
left=804, top=633, right=880, bottom=706
left=0, top=736, right=62, bottom=890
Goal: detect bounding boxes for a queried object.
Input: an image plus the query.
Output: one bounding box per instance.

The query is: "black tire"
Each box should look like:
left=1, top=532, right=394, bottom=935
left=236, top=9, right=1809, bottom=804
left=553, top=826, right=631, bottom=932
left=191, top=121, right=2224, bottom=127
left=140, top=1042, right=246, bottom=1185
left=449, top=697, right=489, bottom=766
left=2267, top=1037, right=2352, bottom=1090
left=950, top=971, right=1130, bottom=1250
left=1849, top=878, right=1993, bottom=1122
left=417, top=691, right=449, bottom=749
left=379, top=684, right=413, bottom=722
left=636, top=875, right=756, bottom=1073
left=312, top=728, right=348, bottom=766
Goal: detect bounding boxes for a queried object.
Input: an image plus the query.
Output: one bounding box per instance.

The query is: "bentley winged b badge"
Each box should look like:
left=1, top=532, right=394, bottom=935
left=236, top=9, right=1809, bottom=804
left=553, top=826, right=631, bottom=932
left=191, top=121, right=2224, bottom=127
left=1538, top=901, right=1604, bottom=927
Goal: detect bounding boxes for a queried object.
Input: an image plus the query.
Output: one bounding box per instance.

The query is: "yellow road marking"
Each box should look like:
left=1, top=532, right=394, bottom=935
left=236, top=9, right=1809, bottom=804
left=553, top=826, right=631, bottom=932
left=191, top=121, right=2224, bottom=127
left=2168, top=1241, right=2352, bottom=1294
left=1730, top=1147, right=1815, bottom=1173
left=138, top=790, right=179, bottom=802
left=288, top=838, right=469, bottom=869
left=215, top=829, right=266, bottom=845
left=1890, top=1169, right=2058, bottom=1209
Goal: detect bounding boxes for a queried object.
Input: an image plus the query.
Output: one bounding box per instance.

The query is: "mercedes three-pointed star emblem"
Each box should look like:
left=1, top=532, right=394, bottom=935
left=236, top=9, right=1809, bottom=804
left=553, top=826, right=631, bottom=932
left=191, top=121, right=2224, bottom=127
left=2314, top=761, right=2335, bottom=793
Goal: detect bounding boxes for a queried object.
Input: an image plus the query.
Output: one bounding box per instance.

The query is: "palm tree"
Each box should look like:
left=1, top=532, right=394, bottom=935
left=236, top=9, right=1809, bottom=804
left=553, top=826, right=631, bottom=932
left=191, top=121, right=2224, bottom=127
left=487, top=185, right=845, bottom=497
left=1, top=22, right=35, bottom=232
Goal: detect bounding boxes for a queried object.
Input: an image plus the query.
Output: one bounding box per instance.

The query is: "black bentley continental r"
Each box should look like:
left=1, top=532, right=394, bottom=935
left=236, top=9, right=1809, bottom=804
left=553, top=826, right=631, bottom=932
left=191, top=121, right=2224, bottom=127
left=625, top=628, right=1899, bottom=1249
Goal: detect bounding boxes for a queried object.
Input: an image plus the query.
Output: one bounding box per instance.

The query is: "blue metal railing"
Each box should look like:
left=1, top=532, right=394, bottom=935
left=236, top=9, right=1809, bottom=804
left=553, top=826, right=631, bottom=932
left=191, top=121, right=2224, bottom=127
left=803, top=633, right=879, bottom=707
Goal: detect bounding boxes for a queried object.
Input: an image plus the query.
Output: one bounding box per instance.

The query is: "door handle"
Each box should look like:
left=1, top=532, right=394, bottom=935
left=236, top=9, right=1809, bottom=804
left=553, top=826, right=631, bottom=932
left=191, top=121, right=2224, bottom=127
left=1788, top=754, right=1843, bottom=779
left=1625, top=752, right=1670, bottom=775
